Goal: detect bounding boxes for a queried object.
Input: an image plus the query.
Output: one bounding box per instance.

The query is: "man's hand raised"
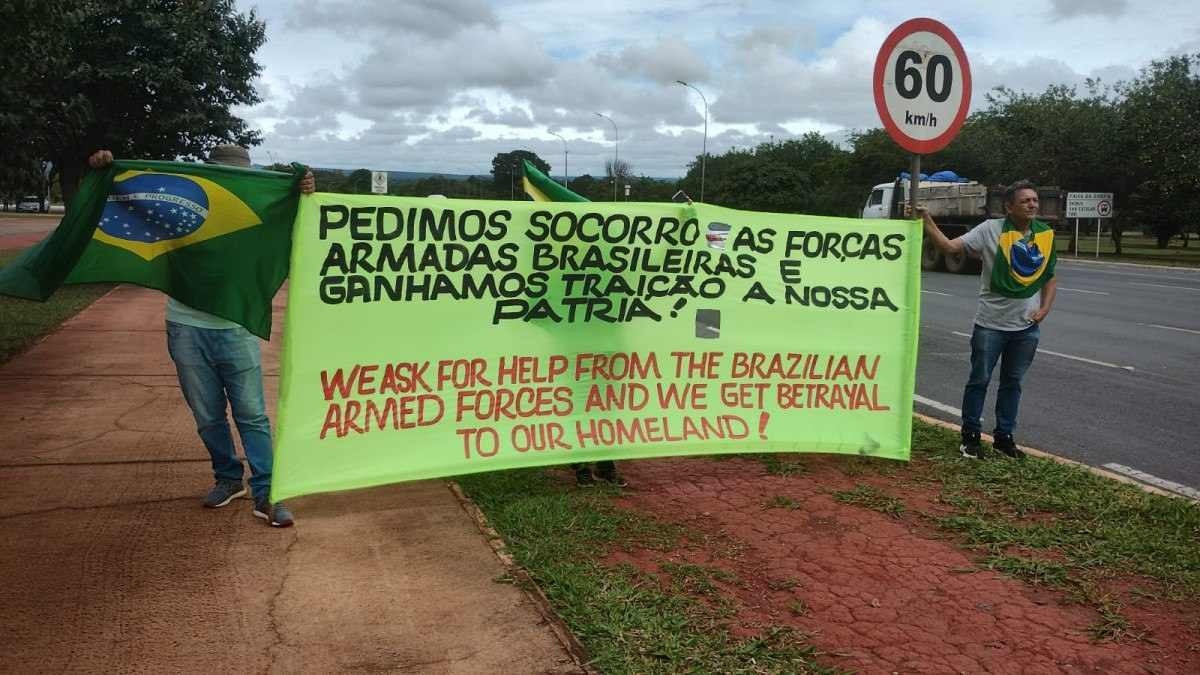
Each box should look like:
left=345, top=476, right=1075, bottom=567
left=88, top=150, right=113, bottom=169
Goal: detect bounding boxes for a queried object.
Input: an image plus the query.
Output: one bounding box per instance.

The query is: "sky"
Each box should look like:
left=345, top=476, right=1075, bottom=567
left=234, top=0, right=1200, bottom=177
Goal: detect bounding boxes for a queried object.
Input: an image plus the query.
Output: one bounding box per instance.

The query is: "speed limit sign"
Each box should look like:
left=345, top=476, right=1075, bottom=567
left=873, top=18, right=972, bottom=154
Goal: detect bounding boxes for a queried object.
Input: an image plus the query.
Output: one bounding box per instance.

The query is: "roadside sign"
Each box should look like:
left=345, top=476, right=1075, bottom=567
left=1066, top=192, right=1114, bottom=219
left=873, top=18, right=972, bottom=154
left=371, top=171, right=388, bottom=194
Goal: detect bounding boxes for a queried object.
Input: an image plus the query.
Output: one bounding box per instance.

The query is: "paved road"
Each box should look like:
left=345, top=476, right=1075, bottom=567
left=916, top=259, right=1200, bottom=497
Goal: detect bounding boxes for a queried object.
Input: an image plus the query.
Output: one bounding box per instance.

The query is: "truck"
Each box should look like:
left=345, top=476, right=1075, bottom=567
left=861, top=174, right=1065, bottom=273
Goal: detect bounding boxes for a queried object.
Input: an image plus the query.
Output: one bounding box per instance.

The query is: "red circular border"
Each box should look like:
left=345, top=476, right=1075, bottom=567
left=872, top=17, right=972, bottom=154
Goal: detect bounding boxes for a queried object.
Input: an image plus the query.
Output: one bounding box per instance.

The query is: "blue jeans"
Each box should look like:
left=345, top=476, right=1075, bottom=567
left=961, top=323, right=1040, bottom=436
left=166, top=321, right=273, bottom=500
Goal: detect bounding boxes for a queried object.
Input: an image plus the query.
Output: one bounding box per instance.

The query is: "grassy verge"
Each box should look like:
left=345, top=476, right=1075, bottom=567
left=893, top=423, right=1200, bottom=639
left=456, top=469, right=842, bottom=674
left=459, top=421, right=1199, bottom=670
left=1055, top=232, right=1200, bottom=267
left=0, top=249, right=113, bottom=365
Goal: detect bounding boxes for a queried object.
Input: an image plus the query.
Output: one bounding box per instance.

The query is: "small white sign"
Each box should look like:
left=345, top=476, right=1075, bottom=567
left=1066, top=192, right=1114, bottom=219
left=371, top=171, right=388, bottom=194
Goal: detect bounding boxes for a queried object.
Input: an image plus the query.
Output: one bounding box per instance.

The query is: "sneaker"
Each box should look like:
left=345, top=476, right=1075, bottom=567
left=595, top=462, right=628, bottom=488
left=992, top=433, right=1026, bottom=460
left=203, top=479, right=247, bottom=508
left=959, top=431, right=982, bottom=460
left=253, top=497, right=295, bottom=527
left=575, top=466, right=595, bottom=487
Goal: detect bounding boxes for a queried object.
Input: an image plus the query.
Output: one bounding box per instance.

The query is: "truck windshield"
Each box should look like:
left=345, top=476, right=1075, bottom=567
left=868, top=189, right=883, bottom=206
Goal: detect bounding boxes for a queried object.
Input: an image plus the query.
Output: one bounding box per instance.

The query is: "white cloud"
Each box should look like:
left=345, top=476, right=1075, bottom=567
left=235, top=0, right=1200, bottom=176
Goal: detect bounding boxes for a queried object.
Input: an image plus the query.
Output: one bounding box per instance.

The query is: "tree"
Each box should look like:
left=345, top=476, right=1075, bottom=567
left=1118, top=54, right=1200, bottom=247
left=0, top=0, right=266, bottom=205
left=490, top=150, right=550, bottom=200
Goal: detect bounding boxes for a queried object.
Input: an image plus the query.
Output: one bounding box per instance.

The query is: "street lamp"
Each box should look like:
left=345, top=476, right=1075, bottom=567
left=676, top=80, right=708, bottom=203
left=549, top=131, right=569, bottom=188
left=594, top=112, right=618, bottom=201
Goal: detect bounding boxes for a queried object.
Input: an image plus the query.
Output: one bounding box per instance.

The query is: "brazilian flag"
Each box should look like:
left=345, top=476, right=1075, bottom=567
left=991, top=218, right=1057, bottom=298
left=0, top=160, right=305, bottom=338
left=521, top=159, right=588, bottom=202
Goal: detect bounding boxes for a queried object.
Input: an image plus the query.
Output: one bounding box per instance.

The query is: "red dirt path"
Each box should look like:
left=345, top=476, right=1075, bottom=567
left=604, top=456, right=1199, bottom=674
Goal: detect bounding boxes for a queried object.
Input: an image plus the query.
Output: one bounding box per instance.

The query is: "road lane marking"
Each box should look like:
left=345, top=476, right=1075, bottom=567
left=1131, top=281, right=1200, bottom=292
left=921, top=290, right=953, bottom=296
left=914, top=395, right=961, bottom=416
left=950, top=331, right=1135, bottom=371
left=1102, top=464, right=1200, bottom=500
left=1138, top=322, right=1200, bottom=335
left=1058, top=287, right=1109, bottom=295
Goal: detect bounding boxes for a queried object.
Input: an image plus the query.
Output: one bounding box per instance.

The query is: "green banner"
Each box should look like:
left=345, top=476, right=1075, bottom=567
left=272, top=194, right=921, bottom=501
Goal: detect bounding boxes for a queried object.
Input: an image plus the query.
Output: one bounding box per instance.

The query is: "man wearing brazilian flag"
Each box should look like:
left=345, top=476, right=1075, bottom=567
left=84, top=147, right=315, bottom=527
left=913, top=180, right=1058, bottom=460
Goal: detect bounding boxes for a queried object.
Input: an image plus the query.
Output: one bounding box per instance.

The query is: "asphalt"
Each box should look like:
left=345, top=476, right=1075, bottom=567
left=915, top=258, right=1200, bottom=496
left=0, top=282, right=583, bottom=674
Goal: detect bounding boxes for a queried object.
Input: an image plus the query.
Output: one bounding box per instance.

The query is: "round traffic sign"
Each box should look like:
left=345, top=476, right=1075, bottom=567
left=873, top=18, right=972, bottom=154
left=1097, top=200, right=1112, bottom=217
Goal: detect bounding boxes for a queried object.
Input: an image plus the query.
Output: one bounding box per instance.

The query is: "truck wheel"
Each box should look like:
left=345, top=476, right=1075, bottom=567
left=944, top=250, right=981, bottom=274
left=921, top=239, right=945, bottom=271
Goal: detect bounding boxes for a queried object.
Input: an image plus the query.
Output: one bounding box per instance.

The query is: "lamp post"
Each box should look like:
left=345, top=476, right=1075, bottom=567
left=549, top=131, right=569, bottom=188
left=675, top=80, right=707, bottom=203
left=594, top=112, right=618, bottom=201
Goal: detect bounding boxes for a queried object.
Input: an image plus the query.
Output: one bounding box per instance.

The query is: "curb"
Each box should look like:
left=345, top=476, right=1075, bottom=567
left=913, top=412, right=1198, bottom=503
left=446, top=480, right=598, bottom=675
left=1057, top=257, right=1200, bottom=272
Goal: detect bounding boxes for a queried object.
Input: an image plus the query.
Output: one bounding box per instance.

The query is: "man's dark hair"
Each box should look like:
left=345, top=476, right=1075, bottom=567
left=1004, top=179, right=1038, bottom=205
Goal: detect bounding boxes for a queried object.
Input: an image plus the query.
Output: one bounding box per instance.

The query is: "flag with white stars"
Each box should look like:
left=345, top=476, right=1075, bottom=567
left=0, top=159, right=308, bottom=338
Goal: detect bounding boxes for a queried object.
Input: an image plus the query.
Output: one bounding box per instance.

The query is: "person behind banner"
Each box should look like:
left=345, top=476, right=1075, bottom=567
left=910, top=179, right=1058, bottom=460
left=87, top=147, right=315, bottom=526
left=574, top=460, right=627, bottom=488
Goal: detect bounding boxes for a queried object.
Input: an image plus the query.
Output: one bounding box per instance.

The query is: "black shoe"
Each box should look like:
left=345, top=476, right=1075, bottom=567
left=595, top=461, right=628, bottom=487
left=253, top=497, right=295, bottom=527
left=575, top=467, right=595, bottom=487
left=992, top=433, right=1025, bottom=460
left=959, top=431, right=982, bottom=460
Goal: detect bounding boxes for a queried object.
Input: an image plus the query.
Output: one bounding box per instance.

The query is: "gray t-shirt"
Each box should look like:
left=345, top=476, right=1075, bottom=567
left=959, top=218, right=1043, bottom=331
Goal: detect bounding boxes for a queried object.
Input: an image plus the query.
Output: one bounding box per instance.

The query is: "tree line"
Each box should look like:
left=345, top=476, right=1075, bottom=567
left=1, top=3, right=1194, bottom=248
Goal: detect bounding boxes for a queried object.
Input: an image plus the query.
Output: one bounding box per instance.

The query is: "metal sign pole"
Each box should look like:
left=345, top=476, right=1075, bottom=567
left=1074, top=218, right=1079, bottom=257
left=1096, top=218, right=1101, bottom=258
left=909, top=155, right=921, bottom=211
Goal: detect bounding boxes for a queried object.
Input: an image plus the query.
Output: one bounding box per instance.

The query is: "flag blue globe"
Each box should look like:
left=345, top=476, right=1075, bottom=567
left=99, top=174, right=209, bottom=243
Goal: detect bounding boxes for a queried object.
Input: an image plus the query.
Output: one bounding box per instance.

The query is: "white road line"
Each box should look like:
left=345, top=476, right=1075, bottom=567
left=1057, top=287, right=1109, bottom=295
left=1131, top=281, right=1200, bottom=292
left=1138, top=322, right=1200, bottom=335
left=921, top=290, right=953, bottom=296
left=1103, top=464, right=1200, bottom=500
left=950, top=331, right=1135, bottom=371
left=914, top=394, right=961, bottom=416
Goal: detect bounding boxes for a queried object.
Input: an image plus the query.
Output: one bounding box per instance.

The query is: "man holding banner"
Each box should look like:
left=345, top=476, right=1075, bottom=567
left=86, top=147, right=314, bottom=527
left=913, top=180, right=1058, bottom=460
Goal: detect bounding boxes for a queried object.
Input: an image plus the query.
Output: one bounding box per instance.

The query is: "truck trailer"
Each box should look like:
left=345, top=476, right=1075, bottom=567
left=861, top=176, right=1065, bottom=273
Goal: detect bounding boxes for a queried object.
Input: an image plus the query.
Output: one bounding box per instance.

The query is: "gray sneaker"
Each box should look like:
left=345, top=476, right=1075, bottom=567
left=253, top=497, right=295, bottom=528
left=203, top=480, right=247, bottom=508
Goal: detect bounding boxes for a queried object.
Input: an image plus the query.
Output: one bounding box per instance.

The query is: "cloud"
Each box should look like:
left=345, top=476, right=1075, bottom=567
left=595, top=38, right=710, bottom=85
left=285, top=0, right=496, bottom=37
left=1048, top=0, right=1128, bottom=20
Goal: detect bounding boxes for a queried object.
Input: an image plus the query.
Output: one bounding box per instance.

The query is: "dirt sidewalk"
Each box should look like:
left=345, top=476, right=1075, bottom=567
left=0, top=285, right=581, bottom=673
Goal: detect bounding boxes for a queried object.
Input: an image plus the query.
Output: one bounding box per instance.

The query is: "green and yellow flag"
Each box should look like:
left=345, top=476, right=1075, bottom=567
left=0, top=160, right=305, bottom=338
left=521, top=159, right=588, bottom=202
left=990, top=218, right=1056, bottom=298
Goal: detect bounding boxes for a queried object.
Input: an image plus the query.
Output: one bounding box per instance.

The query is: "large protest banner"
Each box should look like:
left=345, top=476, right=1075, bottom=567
left=272, top=195, right=921, bottom=501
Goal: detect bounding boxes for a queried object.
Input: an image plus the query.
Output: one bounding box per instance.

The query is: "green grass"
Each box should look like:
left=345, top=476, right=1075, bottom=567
left=909, top=421, right=1200, bottom=638
left=832, top=484, right=906, bottom=518
left=459, top=421, right=1200, bottom=664
left=456, top=469, right=841, bottom=674
left=1054, top=231, right=1200, bottom=267
left=0, top=249, right=113, bottom=364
